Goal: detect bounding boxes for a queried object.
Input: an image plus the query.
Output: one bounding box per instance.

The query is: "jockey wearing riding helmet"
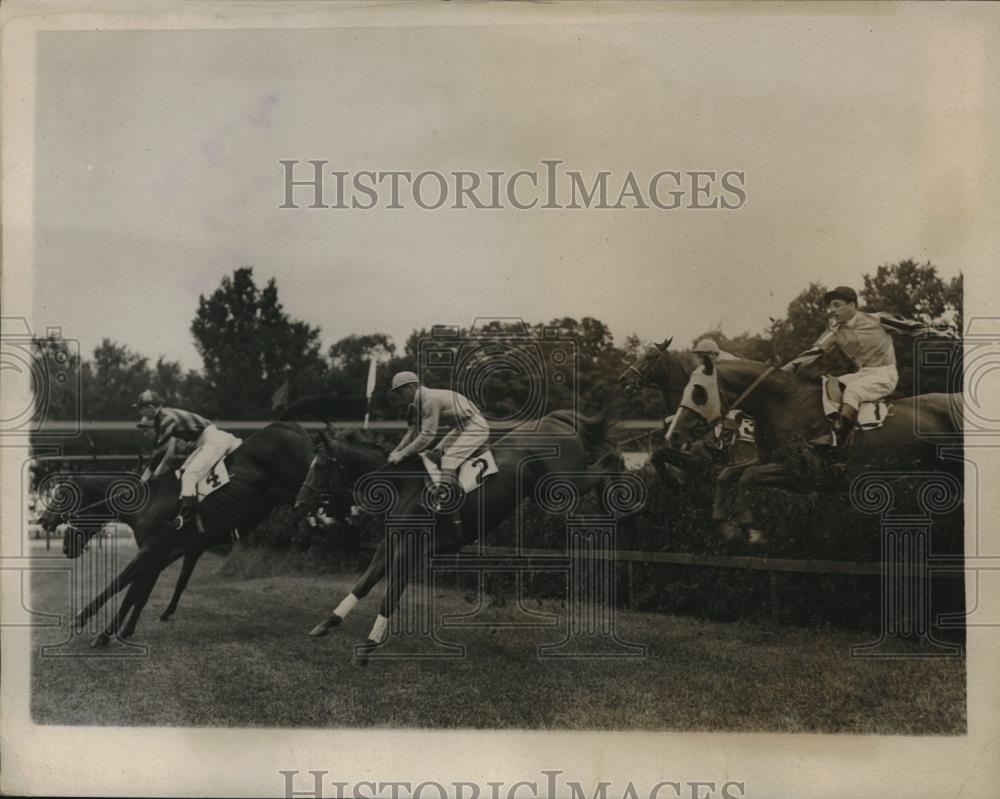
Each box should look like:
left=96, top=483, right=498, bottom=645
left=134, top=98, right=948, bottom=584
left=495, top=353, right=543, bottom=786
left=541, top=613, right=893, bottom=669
left=134, top=389, right=241, bottom=528
left=692, top=338, right=739, bottom=362
left=387, top=371, right=490, bottom=482
left=781, top=286, right=957, bottom=447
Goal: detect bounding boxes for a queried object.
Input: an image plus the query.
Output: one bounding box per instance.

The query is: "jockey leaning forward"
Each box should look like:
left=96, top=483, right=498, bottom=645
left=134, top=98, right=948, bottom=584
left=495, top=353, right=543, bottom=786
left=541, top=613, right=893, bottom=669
left=386, top=371, right=491, bottom=539
left=133, top=389, right=241, bottom=529
left=781, top=285, right=957, bottom=450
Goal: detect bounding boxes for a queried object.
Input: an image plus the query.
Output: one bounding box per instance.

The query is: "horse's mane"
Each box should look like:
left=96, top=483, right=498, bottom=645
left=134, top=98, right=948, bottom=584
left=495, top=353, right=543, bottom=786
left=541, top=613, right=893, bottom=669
left=335, top=428, right=391, bottom=456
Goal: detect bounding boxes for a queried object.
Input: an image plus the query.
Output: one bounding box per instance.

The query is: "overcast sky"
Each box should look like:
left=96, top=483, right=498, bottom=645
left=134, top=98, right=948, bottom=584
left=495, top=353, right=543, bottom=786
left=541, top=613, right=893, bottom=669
left=31, top=7, right=996, bottom=370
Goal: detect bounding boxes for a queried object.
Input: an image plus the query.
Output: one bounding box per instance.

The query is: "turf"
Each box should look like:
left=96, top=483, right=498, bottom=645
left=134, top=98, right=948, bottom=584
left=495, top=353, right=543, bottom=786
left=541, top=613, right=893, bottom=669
left=29, top=539, right=966, bottom=733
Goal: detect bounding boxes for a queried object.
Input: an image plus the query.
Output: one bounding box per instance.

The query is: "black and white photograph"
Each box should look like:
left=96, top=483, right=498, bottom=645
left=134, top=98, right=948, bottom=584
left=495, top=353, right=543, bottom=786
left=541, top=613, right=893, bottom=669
left=1, top=2, right=998, bottom=797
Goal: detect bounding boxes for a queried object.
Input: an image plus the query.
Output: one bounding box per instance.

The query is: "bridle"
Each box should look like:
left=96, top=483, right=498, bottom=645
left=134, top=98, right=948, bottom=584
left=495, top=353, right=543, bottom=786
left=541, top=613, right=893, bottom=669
left=619, top=338, right=671, bottom=390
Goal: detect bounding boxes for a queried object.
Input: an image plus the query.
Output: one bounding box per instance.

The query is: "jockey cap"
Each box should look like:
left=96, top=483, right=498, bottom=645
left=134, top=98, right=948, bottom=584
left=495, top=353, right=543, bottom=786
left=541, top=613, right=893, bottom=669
left=693, top=339, right=721, bottom=355
left=133, top=389, right=163, bottom=408
left=390, top=371, right=420, bottom=391
left=823, top=286, right=858, bottom=305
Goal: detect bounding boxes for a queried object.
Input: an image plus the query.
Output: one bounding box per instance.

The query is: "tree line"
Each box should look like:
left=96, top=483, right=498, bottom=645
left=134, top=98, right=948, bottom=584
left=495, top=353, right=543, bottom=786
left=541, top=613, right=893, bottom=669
left=33, top=259, right=962, bottom=423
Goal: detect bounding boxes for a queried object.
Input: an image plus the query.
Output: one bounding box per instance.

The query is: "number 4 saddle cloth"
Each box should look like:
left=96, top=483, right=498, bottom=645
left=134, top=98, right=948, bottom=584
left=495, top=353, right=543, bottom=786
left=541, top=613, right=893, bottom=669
left=821, top=375, right=891, bottom=431
left=176, top=443, right=243, bottom=501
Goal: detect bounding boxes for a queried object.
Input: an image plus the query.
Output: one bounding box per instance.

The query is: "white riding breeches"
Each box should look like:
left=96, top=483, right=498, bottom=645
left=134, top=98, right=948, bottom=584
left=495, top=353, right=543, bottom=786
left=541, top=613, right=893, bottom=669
left=179, top=425, right=241, bottom=497
left=437, top=416, right=490, bottom=471
left=839, top=365, right=898, bottom=411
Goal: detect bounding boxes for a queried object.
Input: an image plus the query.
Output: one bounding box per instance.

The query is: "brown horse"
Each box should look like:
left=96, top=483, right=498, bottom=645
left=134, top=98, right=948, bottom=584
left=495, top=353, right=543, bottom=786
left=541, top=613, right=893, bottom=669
left=71, top=421, right=313, bottom=645
left=296, top=410, right=626, bottom=662
left=35, top=469, right=207, bottom=623
left=660, top=348, right=963, bottom=543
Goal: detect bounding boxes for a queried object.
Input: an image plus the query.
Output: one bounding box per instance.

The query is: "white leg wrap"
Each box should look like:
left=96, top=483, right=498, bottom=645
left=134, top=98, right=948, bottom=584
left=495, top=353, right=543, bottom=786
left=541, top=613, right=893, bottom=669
left=369, top=614, right=389, bottom=644
left=333, top=593, right=359, bottom=619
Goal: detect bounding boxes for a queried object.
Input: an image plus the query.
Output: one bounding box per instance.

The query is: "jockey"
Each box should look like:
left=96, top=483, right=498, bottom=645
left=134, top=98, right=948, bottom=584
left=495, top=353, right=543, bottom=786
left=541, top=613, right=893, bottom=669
left=693, top=338, right=739, bottom=362
left=781, top=286, right=957, bottom=448
left=133, top=389, right=241, bottom=528
left=386, top=371, right=490, bottom=536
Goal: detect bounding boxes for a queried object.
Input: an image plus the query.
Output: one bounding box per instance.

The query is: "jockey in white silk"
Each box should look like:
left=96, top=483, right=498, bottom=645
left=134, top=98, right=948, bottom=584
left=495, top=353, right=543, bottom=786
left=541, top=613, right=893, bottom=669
left=387, top=372, right=490, bottom=479
left=781, top=286, right=957, bottom=448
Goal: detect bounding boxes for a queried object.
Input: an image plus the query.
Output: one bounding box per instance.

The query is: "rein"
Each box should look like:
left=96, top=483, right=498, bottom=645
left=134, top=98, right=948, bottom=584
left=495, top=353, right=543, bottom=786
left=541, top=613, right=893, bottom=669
left=705, top=364, right=776, bottom=427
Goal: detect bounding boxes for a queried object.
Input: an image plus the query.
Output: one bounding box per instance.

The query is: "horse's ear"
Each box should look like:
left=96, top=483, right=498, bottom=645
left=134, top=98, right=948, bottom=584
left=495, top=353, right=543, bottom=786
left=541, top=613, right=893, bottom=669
left=701, top=353, right=715, bottom=375
left=660, top=337, right=673, bottom=351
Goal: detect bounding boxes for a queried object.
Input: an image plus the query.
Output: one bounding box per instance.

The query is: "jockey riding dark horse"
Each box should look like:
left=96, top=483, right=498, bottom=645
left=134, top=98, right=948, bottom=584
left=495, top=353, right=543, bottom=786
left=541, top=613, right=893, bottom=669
left=296, top=406, right=630, bottom=662
left=72, top=419, right=313, bottom=645
left=619, top=288, right=961, bottom=543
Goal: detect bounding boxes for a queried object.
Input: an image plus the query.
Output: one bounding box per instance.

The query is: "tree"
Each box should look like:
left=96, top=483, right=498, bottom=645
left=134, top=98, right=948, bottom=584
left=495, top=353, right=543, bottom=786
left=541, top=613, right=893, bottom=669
left=191, top=267, right=328, bottom=419
left=81, top=339, right=153, bottom=420
left=860, top=260, right=962, bottom=396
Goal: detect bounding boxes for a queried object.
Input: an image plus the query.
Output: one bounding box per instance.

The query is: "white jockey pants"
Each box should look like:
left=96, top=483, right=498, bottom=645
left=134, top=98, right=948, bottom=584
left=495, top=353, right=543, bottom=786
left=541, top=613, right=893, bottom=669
left=437, top=415, right=490, bottom=471
left=179, top=425, right=241, bottom=497
left=839, top=365, right=898, bottom=411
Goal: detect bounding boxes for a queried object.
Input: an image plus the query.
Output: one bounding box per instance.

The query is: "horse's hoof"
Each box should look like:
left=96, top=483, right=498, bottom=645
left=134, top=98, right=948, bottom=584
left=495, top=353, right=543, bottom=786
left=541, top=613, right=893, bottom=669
left=307, top=615, right=341, bottom=637
left=91, top=633, right=110, bottom=648
left=159, top=613, right=173, bottom=622
left=353, top=639, right=377, bottom=667
left=746, top=528, right=767, bottom=546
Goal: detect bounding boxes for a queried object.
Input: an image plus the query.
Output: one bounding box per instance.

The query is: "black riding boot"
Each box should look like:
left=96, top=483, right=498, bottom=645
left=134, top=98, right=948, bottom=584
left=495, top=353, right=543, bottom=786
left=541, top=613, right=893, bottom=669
left=833, top=406, right=858, bottom=461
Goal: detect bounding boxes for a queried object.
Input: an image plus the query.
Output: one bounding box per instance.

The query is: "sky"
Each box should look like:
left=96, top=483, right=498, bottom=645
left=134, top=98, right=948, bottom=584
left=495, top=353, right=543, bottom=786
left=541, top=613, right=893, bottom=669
left=29, top=6, right=997, bottom=371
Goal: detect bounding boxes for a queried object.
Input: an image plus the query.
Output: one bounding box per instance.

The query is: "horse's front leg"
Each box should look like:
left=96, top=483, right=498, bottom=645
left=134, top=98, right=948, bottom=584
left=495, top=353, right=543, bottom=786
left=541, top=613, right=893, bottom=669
left=308, top=538, right=388, bottom=637
left=712, top=461, right=755, bottom=540
left=729, top=462, right=803, bottom=545
left=75, top=551, right=144, bottom=630
left=160, top=549, right=203, bottom=621
left=119, top=566, right=166, bottom=639
left=355, top=534, right=415, bottom=666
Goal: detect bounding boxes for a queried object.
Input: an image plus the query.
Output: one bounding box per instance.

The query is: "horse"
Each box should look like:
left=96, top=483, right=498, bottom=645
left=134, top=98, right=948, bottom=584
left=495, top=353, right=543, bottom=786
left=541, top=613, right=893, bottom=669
left=71, top=421, right=313, bottom=645
left=659, top=347, right=963, bottom=542
left=617, top=337, right=755, bottom=484
left=296, top=409, right=626, bottom=662
left=35, top=467, right=208, bottom=623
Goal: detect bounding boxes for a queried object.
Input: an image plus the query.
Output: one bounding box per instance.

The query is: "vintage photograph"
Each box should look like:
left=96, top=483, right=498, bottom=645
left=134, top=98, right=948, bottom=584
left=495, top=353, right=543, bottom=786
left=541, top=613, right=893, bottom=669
left=2, top=2, right=998, bottom=797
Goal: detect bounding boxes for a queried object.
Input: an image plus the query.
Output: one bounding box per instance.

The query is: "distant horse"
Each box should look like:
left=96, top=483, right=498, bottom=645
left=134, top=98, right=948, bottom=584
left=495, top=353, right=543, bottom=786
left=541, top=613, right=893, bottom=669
left=296, top=410, right=625, bottom=662
left=36, top=468, right=207, bottom=623
left=617, top=337, right=755, bottom=483
left=660, top=348, right=963, bottom=542
left=70, top=421, right=313, bottom=645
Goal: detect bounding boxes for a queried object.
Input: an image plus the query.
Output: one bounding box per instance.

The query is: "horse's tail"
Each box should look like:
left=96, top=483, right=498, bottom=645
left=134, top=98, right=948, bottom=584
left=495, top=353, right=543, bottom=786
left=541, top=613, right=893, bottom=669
left=548, top=408, right=617, bottom=465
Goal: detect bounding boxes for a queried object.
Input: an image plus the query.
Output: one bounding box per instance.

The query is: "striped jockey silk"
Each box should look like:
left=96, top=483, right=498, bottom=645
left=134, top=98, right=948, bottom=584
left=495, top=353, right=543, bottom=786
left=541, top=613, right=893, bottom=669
left=785, top=311, right=957, bottom=372
left=153, top=407, right=212, bottom=447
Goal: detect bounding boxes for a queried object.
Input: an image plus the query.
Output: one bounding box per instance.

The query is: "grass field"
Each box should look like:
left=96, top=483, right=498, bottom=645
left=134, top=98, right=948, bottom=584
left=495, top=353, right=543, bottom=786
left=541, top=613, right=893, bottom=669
left=30, top=538, right=966, bottom=733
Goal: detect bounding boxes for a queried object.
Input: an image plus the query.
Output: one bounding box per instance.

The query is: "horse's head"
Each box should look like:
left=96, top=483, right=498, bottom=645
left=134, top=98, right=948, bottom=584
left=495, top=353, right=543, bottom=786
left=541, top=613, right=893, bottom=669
left=295, top=426, right=350, bottom=524
left=618, top=337, right=696, bottom=412
left=665, top=354, right=723, bottom=451
left=61, top=522, right=100, bottom=559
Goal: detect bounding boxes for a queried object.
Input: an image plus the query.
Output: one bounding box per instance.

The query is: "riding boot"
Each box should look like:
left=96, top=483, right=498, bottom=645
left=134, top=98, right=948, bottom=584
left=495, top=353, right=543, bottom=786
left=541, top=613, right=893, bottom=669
left=834, top=405, right=858, bottom=460
left=435, top=467, right=464, bottom=551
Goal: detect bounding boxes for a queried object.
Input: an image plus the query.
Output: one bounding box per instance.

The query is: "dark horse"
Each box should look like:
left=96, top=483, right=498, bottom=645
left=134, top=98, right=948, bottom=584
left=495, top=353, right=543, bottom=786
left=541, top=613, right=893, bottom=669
left=659, top=347, right=963, bottom=542
left=71, top=421, right=313, bottom=645
left=35, top=467, right=206, bottom=623
left=617, top=337, right=755, bottom=483
left=296, top=410, right=625, bottom=661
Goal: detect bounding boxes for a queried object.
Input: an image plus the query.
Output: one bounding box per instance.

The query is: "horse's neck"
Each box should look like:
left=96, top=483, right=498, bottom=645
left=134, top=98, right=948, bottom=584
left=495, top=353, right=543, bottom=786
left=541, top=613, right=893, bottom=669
left=717, top=362, right=825, bottom=444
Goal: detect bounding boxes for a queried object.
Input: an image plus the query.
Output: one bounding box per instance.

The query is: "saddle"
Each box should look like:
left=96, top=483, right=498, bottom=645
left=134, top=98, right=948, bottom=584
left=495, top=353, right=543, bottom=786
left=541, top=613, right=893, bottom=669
left=176, top=449, right=239, bottom=502
left=419, top=445, right=498, bottom=494
left=822, top=375, right=891, bottom=431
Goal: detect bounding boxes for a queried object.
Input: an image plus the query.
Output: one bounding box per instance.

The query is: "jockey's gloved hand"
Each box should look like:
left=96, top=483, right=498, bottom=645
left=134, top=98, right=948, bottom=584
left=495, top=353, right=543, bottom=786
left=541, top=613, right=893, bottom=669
left=174, top=496, right=197, bottom=530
